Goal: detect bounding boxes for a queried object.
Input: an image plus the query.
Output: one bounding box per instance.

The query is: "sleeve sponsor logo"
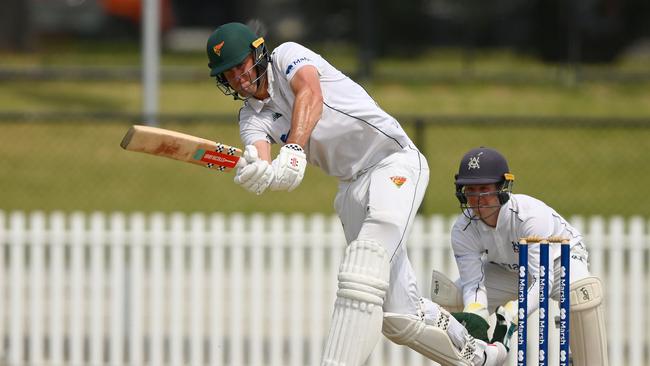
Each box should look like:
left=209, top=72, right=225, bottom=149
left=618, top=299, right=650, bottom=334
left=285, top=57, right=311, bottom=75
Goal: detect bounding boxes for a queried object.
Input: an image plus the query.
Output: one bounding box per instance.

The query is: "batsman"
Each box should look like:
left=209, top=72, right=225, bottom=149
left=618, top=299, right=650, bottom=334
left=431, top=147, right=609, bottom=365
left=205, top=22, right=508, bottom=366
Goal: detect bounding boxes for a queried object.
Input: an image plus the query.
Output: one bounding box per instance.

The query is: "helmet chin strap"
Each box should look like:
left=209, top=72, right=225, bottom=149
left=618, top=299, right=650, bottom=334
left=476, top=207, right=500, bottom=227
left=460, top=195, right=501, bottom=228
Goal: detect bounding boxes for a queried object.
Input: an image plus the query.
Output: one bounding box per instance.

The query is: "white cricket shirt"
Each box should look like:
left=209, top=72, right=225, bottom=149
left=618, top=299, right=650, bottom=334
left=239, top=42, right=414, bottom=180
left=450, top=194, right=583, bottom=314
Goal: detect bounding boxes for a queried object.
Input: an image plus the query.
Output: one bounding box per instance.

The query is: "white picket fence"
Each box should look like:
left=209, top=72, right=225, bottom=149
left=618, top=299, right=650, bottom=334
left=0, top=211, right=648, bottom=366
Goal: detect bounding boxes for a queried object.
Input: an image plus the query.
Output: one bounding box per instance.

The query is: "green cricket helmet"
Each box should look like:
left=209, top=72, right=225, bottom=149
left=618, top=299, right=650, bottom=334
left=206, top=22, right=269, bottom=99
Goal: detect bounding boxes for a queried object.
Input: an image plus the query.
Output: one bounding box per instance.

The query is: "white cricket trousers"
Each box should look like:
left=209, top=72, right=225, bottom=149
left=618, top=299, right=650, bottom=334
left=334, top=146, right=429, bottom=316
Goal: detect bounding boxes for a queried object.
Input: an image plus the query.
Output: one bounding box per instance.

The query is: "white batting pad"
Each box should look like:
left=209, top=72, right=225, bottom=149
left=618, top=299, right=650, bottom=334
left=430, top=270, right=463, bottom=312
left=382, top=312, right=474, bottom=366
left=569, top=276, right=609, bottom=366
left=321, top=240, right=390, bottom=366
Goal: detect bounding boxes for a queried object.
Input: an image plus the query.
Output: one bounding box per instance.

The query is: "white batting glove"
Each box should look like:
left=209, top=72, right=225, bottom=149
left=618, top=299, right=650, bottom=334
left=234, top=145, right=274, bottom=195
left=270, top=144, right=307, bottom=192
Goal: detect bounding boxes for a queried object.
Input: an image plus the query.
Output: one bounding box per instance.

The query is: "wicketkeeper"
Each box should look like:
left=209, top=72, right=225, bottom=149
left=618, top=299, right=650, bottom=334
left=205, top=22, right=508, bottom=366
left=431, top=146, right=608, bottom=365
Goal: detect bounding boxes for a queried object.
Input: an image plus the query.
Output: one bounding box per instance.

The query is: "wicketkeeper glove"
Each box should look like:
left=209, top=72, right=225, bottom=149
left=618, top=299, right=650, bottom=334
left=234, top=145, right=274, bottom=195
left=270, top=143, right=306, bottom=192
left=450, top=311, right=490, bottom=343
left=463, top=302, right=490, bottom=321
left=491, top=300, right=518, bottom=351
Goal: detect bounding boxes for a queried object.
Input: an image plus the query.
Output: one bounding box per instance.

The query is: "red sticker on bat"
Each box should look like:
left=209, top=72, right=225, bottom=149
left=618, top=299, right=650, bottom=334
left=200, top=151, right=239, bottom=168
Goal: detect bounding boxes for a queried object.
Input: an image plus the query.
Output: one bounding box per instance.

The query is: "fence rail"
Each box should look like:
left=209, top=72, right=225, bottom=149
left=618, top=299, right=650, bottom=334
left=0, top=211, right=648, bottom=366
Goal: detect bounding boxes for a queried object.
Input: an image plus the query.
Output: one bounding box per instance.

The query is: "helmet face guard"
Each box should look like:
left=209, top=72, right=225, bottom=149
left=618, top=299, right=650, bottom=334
left=456, top=176, right=514, bottom=221
left=454, top=147, right=515, bottom=221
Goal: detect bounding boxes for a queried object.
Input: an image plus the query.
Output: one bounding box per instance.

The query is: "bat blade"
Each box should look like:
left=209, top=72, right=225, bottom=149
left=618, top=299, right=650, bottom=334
left=120, top=125, right=243, bottom=172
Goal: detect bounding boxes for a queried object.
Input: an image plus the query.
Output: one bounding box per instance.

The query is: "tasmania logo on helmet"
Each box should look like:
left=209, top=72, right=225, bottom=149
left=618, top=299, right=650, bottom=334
left=213, top=41, right=225, bottom=56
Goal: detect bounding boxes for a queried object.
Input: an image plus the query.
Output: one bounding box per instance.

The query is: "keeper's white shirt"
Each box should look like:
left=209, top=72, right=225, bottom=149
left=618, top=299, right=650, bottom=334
left=240, top=42, right=415, bottom=180
left=451, top=194, right=589, bottom=316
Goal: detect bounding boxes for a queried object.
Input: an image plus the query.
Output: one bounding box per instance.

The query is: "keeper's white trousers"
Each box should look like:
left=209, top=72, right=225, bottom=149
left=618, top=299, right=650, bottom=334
left=334, top=146, right=429, bottom=315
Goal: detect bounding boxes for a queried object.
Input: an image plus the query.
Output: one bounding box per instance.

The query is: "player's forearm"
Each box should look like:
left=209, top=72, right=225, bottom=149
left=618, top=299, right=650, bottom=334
left=253, top=140, right=272, bottom=162
left=286, top=82, right=323, bottom=148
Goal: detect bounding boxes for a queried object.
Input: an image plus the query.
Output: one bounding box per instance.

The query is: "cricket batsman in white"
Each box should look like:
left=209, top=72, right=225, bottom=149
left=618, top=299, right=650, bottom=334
left=206, top=22, right=508, bottom=366
left=431, top=146, right=608, bottom=365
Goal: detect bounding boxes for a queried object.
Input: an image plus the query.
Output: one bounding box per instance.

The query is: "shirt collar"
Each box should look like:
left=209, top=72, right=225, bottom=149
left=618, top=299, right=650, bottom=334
left=246, top=95, right=270, bottom=113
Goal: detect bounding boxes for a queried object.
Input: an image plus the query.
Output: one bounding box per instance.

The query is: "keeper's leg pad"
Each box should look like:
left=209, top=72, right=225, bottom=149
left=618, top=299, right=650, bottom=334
left=430, top=270, right=463, bottom=312
left=569, top=276, right=609, bottom=366
left=321, top=240, right=390, bottom=366
left=382, top=311, right=474, bottom=366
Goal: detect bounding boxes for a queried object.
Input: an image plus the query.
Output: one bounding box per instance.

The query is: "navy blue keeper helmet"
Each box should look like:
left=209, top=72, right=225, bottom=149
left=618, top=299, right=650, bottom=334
left=455, top=147, right=515, bottom=206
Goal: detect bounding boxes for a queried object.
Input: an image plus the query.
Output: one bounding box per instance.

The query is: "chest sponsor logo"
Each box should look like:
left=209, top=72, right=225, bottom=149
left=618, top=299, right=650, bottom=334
left=390, top=176, right=407, bottom=188
left=490, top=261, right=519, bottom=272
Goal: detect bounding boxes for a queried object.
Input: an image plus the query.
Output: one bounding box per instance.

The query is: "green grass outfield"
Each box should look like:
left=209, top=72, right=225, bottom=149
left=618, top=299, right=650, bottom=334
left=1, top=47, right=649, bottom=216
left=2, top=120, right=648, bottom=216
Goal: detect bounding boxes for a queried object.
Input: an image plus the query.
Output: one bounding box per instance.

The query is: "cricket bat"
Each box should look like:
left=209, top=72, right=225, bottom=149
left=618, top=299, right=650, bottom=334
left=120, top=125, right=245, bottom=172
